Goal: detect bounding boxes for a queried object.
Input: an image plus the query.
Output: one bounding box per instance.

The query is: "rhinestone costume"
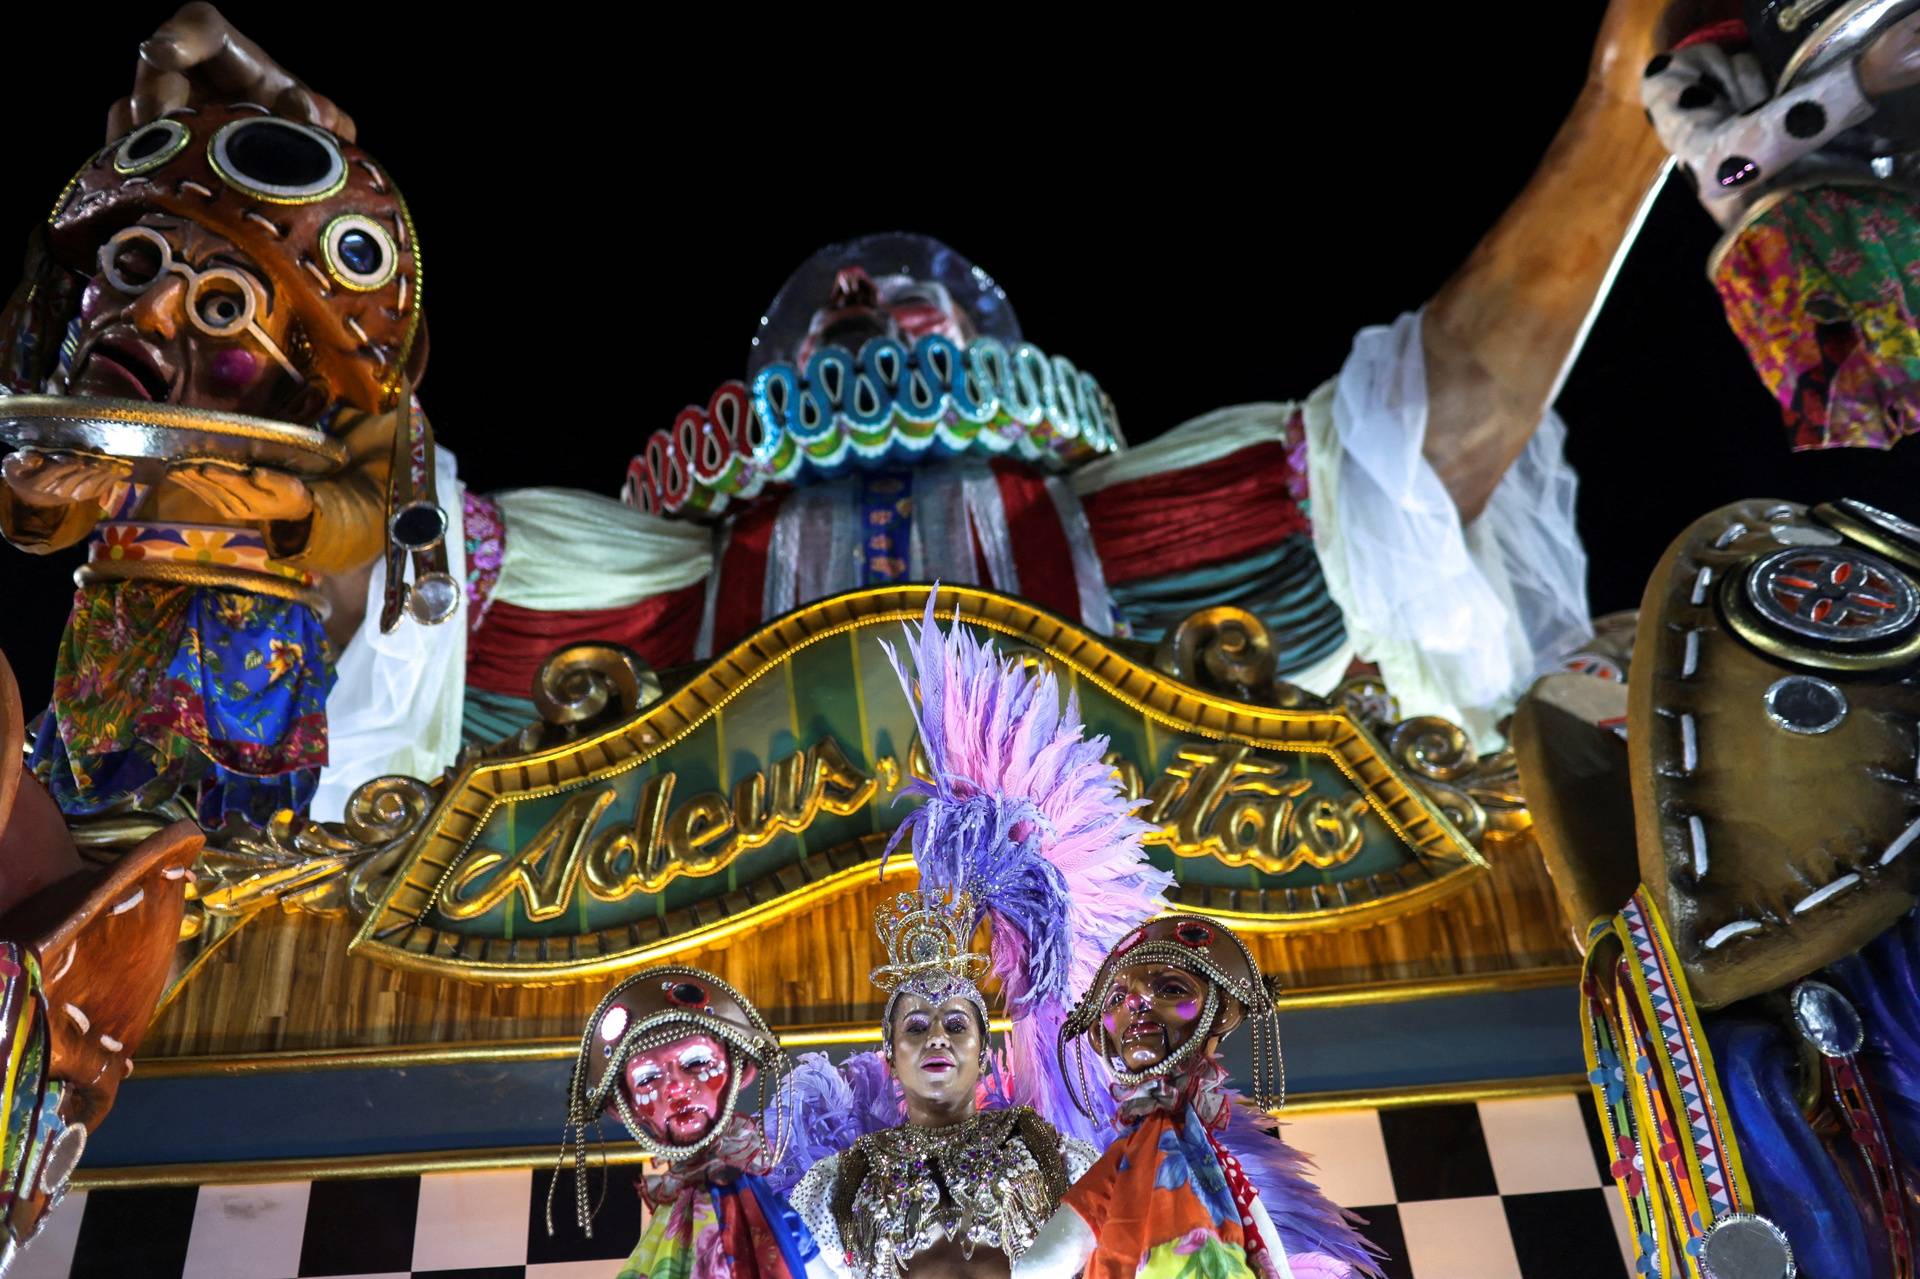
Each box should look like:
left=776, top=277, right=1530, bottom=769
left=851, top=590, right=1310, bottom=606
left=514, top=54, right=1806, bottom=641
left=788, top=1107, right=1096, bottom=1278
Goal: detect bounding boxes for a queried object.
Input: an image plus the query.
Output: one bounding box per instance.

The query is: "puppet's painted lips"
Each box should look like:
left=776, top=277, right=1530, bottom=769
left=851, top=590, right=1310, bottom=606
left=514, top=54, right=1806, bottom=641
left=1123, top=1019, right=1166, bottom=1045
left=668, top=1100, right=710, bottom=1122
left=84, top=343, right=173, bottom=402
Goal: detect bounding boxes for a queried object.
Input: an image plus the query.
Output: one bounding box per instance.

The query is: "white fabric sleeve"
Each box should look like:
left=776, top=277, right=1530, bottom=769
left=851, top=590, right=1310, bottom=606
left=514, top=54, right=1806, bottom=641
left=1642, top=45, right=1873, bottom=226
left=1248, top=1196, right=1305, bottom=1279
left=491, top=487, right=714, bottom=612
left=1304, top=309, right=1590, bottom=750
left=311, top=445, right=469, bottom=821
left=1012, top=1206, right=1096, bottom=1279
left=1069, top=402, right=1299, bottom=497
left=788, top=1156, right=855, bottom=1279
left=1061, top=1136, right=1100, bottom=1182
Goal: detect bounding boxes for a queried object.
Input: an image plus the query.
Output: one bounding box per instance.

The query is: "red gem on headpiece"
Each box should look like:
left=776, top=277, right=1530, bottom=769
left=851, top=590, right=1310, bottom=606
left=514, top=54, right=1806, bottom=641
left=1175, top=922, right=1214, bottom=948
left=666, top=981, right=709, bottom=1009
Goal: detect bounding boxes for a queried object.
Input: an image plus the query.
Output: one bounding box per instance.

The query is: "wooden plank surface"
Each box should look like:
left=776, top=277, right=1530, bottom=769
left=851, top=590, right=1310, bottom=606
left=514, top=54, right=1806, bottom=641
left=143, top=833, right=1577, bottom=1057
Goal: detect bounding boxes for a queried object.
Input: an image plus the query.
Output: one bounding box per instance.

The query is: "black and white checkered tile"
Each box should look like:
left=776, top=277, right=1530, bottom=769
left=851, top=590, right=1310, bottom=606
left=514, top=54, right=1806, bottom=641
left=14, top=1096, right=1633, bottom=1279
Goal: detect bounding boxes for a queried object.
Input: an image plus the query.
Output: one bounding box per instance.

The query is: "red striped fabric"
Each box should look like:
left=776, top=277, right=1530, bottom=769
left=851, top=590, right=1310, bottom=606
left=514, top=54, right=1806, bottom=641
left=707, top=500, right=781, bottom=656
left=1080, top=442, right=1308, bottom=586
left=990, top=460, right=1082, bottom=621
left=465, top=584, right=706, bottom=698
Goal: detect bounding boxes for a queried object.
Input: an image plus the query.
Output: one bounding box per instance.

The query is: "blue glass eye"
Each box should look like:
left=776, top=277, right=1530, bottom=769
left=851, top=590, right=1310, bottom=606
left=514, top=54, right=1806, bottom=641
left=337, top=229, right=382, bottom=276
left=321, top=214, right=398, bottom=291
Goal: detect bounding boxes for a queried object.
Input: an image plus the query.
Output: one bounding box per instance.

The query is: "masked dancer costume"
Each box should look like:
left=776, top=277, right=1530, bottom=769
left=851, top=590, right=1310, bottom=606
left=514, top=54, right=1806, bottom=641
left=785, top=596, right=1175, bottom=1275
left=0, top=103, right=430, bottom=823
left=1014, top=916, right=1380, bottom=1279
left=552, top=964, right=826, bottom=1279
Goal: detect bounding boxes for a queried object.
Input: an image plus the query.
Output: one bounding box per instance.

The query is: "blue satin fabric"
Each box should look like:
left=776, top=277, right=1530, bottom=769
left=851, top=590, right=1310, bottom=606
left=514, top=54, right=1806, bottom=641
left=1706, top=1016, right=1884, bottom=1278
left=1831, top=910, right=1920, bottom=1168
left=1706, top=908, right=1920, bottom=1279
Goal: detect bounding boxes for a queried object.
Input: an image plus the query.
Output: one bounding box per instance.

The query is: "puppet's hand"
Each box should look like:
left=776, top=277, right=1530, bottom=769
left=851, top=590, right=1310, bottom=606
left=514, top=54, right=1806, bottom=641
left=1, top=451, right=131, bottom=508
left=106, top=3, right=357, bottom=143
left=1860, top=12, right=1920, bottom=99
left=166, top=463, right=313, bottom=523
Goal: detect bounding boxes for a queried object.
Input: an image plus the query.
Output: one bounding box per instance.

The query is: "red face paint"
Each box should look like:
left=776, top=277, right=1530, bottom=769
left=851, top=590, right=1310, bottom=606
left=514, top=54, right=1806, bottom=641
left=621, top=1032, right=731, bottom=1147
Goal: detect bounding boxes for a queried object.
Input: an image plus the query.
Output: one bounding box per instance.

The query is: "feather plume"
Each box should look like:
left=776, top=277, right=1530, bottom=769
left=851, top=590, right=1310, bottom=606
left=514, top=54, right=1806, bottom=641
left=879, top=592, right=1173, bottom=1139
left=764, top=1051, right=906, bottom=1194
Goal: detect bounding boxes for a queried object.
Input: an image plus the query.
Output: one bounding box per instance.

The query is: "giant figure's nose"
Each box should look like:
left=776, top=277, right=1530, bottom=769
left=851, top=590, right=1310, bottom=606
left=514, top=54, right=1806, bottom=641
left=129, top=274, right=185, bottom=341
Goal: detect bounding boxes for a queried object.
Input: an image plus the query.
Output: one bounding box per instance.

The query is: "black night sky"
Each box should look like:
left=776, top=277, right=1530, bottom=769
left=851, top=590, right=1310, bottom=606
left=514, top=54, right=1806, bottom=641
left=2, top=3, right=1916, bottom=707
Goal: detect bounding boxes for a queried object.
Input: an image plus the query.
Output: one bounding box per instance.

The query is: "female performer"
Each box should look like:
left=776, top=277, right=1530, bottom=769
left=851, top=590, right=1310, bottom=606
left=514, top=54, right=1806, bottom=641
left=786, top=595, right=1175, bottom=1275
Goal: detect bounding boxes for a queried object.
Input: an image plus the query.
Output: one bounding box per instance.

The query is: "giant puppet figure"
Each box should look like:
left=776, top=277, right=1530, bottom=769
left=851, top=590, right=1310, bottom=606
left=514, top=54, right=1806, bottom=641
left=1517, top=498, right=1920, bottom=1278
left=594, top=0, right=1687, bottom=758
left=0, top=78, right=434, bottom=826
left=552, top=965, right=827, bottom=1279
left=70, top=0, right=1687, bottom=817
left=1642, top=0, right=1920, bottom=451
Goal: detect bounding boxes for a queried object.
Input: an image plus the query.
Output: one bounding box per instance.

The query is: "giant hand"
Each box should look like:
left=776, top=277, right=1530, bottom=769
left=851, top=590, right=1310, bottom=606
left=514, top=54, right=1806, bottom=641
left=1859, top=10, right=1920, bottom=99
left=106, top=2, right=356, bottom=142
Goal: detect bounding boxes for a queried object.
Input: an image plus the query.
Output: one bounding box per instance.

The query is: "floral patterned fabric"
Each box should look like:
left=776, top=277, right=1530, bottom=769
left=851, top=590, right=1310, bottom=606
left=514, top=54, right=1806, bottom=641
left=30, top=580, right=332, bottom=825
left=1063, top=1100, right=1266, bottom=1279
left=461, top=490, right=505, bottom=634
left=618, top=1172, right=820, bottom=1279
left=88, top=520, right=319, bottom=585
left=1713, top=185, right=1920, bottom=451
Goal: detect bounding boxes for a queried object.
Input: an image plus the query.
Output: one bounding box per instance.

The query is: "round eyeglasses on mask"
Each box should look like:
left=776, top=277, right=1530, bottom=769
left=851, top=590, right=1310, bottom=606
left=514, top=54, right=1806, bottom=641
left=95, top=226, right=305, bottom=386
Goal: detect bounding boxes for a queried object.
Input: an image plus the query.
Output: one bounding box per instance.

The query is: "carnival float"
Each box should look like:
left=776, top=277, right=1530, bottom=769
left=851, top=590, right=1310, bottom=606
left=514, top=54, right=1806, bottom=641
left=0, top=0, right=1914, bottom=1276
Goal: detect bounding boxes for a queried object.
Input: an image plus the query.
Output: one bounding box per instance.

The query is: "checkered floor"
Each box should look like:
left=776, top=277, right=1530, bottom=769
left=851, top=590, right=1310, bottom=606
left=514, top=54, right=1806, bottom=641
left=16, top=1095, right=1633, bottom=1279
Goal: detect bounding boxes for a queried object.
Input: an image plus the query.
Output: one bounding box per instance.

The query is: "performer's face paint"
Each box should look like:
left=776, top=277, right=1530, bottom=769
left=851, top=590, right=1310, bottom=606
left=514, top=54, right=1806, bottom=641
left=622, top=1032, right=732, bottom=1147
left=1102, top=962, right=1207, bottom=1070
left=889, top=992, right=984, bottom=1109
left=64, top=215, right=303, bottom=417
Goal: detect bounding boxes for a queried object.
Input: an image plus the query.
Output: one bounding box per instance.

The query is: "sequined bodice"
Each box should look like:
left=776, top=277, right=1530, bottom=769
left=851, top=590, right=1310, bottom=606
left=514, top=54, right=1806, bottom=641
left=796, top=1106, right=1086, bottom=1278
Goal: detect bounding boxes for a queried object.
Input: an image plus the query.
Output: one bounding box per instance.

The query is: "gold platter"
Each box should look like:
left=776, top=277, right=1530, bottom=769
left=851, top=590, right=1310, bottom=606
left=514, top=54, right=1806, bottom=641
left=0, top=394, right=346, bottom=476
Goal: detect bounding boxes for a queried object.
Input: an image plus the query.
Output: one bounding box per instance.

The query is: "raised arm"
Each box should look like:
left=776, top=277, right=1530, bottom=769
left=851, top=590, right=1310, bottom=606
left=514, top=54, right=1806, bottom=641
left=1421, top=0, right=1675, bottom=522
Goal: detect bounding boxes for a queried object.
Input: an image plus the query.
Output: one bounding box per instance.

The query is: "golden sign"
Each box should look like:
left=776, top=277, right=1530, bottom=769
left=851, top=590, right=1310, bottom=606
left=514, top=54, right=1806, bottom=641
left=1122, top=743, right=1369, bottom=875
left=438, top=738, right=880, bottom=922
left=354, top=585, right=1480, bottom=982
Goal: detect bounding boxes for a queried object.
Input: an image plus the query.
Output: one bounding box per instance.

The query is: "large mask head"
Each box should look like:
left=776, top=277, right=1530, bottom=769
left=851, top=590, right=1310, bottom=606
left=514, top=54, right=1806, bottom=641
left=1632, top=498, right=1920, bottom=1008
left=3, top=102, right=423, bottom=421
left=1060, top=914, right=1286, bottom=1112
left=566, top=966, right=786, bottom=1165
left=747, top=231, right=1020, bottom=374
